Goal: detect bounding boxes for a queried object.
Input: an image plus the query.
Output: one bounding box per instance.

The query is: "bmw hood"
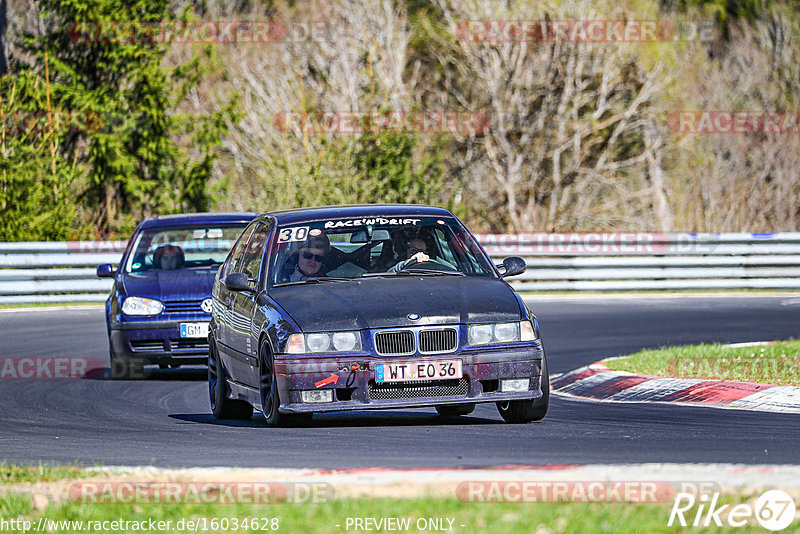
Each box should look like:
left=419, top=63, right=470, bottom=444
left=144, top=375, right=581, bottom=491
left=122, top=269, right=216, bottom=301
left=269, top=276, right=523, bottom=331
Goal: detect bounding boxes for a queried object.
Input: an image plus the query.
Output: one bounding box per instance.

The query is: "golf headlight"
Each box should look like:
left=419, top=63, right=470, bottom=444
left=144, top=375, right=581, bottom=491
left=468, top=321, right=537, bottom=345
left=286, top=332, right=362, bottom=354
left=121, top=296, right=164, bottom=316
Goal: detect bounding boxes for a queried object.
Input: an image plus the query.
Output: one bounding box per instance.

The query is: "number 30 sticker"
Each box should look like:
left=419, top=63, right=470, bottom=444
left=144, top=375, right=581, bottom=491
left=278, top=226, right=310, bottom=243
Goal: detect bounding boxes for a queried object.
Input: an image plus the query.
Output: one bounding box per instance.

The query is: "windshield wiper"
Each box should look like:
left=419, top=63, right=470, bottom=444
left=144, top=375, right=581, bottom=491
left=273, top=277, right=353, bottom=287
left=362, top=270, right=464, bottom=278
left=186, top=260, right=223, bottom=268
left=399, top=269, right=464, bottom=276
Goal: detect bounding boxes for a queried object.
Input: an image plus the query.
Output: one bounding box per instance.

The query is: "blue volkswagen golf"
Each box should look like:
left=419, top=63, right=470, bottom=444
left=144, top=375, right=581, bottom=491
left=98, top=213, right=256, bottom=378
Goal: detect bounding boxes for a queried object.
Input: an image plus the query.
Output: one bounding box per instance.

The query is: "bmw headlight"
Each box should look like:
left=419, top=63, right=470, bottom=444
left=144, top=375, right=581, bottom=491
left=306, top=333, right=330, bottom=352
left=468, top=321, right=538, bottom=345
left=286, top=331, right=363, bottom=354
left=332, top=332, right=359, bottom=351
left=121, top=296, right=164, bottom=316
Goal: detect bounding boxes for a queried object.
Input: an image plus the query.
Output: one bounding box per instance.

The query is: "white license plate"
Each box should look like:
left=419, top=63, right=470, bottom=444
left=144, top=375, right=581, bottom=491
left=375, top=359, right=462, bottom=383
left=180, top=322, right=209, bottom=338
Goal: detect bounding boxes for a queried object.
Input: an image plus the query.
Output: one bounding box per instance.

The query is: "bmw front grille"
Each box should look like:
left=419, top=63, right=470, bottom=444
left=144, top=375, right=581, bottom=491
left=373, top=327, right=458, bottom=355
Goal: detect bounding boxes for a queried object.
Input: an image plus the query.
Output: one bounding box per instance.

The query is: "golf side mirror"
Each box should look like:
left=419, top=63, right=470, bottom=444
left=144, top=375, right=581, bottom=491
left=96, top=264, right=115, bottom=278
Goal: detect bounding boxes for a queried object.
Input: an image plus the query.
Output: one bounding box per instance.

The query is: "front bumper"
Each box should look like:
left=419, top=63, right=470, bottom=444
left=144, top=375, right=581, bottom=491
left=272, top=344, right=545, bottom=413
left=109, top=319, right=210, bottom=366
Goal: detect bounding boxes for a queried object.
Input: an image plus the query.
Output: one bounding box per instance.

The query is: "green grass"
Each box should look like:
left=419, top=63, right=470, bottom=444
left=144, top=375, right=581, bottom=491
left=606, top=341, right=800, bottom=386
left=0, top=493, right=775, bottom=533
left=0, top=463, right=92, bottom=485
left=0, top=465, right=785, bottom=532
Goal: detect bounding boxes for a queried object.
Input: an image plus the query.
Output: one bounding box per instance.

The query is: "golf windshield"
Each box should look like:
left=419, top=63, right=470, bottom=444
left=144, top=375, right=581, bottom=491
left=125, top=225, right=248, bottom=273
left=269, top=216, right=495, bottom=286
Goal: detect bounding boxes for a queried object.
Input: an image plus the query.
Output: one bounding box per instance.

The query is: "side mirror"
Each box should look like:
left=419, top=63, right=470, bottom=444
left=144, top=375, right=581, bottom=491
left=96, top=264, right=115, bottom=278
left=498, top=256, right=526, bottom=278
left=224, top=272, right=255, bottom=293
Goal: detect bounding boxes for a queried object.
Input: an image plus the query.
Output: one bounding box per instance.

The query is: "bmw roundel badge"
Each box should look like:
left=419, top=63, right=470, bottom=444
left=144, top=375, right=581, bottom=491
left=407, top=313, right=420, bottom=321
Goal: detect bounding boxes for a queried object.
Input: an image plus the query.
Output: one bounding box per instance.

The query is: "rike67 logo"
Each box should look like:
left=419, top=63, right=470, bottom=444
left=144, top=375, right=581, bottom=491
left=669, top=489, right=796, bottom=531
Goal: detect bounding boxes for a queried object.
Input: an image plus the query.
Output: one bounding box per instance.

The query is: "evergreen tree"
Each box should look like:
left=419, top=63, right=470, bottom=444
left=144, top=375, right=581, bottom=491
left=15, top=0, right=235, bottom=236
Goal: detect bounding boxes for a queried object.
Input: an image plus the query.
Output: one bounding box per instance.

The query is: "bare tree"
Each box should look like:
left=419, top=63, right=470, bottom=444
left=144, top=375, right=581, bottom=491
left=429, top=0, right=670, bottom=232
left=213, top=0, right=423, bottom=211
left=669, top=4, right=800, bottom=231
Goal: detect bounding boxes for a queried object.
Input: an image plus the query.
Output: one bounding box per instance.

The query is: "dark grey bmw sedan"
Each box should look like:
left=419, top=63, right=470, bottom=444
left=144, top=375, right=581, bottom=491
left=209, top=205, right=548, bottom=426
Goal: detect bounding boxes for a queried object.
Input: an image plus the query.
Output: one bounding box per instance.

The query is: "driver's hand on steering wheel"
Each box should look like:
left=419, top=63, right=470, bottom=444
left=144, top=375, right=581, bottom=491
left=404, top=251, right=430, bottom=266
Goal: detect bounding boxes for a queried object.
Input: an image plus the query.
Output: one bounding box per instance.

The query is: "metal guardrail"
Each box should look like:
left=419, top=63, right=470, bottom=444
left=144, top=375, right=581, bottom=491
left=476, top=232, right=800, bottom=291
left=1, top=233, right=800, bottom=303
left=0, top=241, right=123, bottom=304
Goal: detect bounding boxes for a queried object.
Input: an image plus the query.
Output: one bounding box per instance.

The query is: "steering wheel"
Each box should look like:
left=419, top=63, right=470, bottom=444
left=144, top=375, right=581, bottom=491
left=401, top=258, right=457, bottom=272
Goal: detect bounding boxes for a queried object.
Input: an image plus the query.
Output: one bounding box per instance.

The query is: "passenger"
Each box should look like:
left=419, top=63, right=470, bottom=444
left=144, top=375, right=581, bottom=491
left=278, top=234, right=330, bottom=282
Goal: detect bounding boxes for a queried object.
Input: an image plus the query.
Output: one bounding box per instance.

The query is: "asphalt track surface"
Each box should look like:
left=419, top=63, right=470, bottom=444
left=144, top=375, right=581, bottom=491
left=1, top=295, right=799, bottom=468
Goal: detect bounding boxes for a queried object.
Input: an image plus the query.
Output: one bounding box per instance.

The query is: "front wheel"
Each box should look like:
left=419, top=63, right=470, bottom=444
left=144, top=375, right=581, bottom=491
left=259, top=339, right=312, bottom=427
left=209, top=338, right=253, bottom=420
left=496, top=352, right=550, bottom=423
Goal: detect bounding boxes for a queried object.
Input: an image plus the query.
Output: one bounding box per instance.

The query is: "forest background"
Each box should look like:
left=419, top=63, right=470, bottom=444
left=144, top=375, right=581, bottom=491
left=1, top=0, right=798, bottom=240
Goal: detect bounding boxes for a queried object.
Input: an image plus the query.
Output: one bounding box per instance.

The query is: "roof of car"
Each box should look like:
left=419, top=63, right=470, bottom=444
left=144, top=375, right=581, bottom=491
left=138, top=212, right=259, bottom=229
left=260, top=204, right=455, bottom=225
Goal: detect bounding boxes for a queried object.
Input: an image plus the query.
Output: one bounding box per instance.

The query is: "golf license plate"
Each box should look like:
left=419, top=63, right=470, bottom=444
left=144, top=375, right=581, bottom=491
left=180, top=322, right=209, bottom=338
left=375, top=359, right=462, bottom=383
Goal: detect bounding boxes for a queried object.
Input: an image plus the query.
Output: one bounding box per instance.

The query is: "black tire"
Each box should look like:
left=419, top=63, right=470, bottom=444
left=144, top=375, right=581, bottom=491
left=259, top=338, right=312, bottom=427
left=435, top=403, right=476, bottom=416
left=110, top=351, right=145, bottom=380
left=496, top=352, right=550, bottom=423
left=208, top=338, right=253, bottom=420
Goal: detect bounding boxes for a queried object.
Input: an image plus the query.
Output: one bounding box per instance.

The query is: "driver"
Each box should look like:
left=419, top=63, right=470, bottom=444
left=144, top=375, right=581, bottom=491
left=154, top=244, right=184, bottom=270
left=388, top=237, right=430, bottom=273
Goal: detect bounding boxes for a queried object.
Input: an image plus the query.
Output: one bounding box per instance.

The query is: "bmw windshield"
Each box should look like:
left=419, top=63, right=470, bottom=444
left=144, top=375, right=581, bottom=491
left=269, top=216, right=495, bottom=287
